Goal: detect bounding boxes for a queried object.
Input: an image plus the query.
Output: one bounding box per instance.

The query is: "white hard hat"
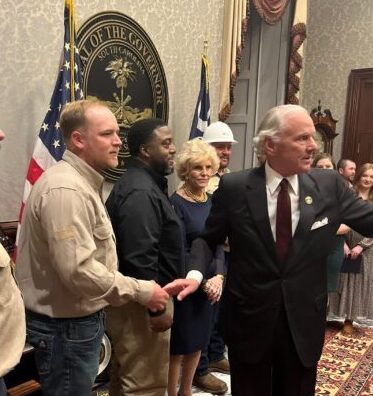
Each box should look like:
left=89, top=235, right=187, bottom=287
left=204, top=121, right=237, bottom=144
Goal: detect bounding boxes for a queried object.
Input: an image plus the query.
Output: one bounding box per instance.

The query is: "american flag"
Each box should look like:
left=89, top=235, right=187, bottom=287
left=189, top=54, right=211, bottom=139
left=16, top=0, right=84, bottom=246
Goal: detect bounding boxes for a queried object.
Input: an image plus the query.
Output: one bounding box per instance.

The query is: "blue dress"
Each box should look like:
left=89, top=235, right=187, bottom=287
left=169, top=193, right=224, bottom=355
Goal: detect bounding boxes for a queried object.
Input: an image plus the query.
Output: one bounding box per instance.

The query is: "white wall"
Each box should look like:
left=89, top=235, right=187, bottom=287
left=0, top=0, right=225, bottom=221
left=301, top=0, right=373, bottom=160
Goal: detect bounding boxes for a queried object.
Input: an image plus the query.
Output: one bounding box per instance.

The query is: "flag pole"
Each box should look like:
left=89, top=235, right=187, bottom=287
left=68, top=0, right=76, bottom=101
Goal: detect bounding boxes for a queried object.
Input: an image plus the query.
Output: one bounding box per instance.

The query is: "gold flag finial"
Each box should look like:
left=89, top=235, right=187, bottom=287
left=203, top=40, right=208, bottom=56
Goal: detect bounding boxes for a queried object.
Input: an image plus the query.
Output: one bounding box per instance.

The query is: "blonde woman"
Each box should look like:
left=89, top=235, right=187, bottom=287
left=168, top=138, right=225, bottom=396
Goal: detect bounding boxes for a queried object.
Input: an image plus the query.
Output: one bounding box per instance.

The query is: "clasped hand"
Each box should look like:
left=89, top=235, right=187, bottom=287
left=149, top=311, right=173, bottom=332
left=203, top=275, right=223, bottom=304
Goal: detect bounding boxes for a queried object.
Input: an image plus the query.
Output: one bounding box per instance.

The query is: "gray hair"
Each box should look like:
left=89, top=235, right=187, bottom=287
left=253, top=105, right=309, bottom=156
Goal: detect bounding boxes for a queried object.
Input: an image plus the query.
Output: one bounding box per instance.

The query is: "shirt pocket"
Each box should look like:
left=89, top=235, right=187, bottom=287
left=93, top=221, right=114, bottom=267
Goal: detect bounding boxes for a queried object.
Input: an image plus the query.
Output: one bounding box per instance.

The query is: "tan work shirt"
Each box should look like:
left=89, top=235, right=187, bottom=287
left=206, top=168, right=230, bottom=195
left=16, top=150, right=153, bottom=318
left=0, top=244, right=25, bottom=376
left=206, top=168, right=231, bottom=252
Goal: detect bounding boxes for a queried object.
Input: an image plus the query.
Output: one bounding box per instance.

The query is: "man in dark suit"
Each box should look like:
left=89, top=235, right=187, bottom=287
left=164, top=104, right=373, bottom=396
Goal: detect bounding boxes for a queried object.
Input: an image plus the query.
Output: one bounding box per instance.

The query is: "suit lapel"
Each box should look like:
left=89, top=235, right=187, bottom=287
left=287, top=173, right=319, bottom=265
left=245, top=167, right=277, bottom=260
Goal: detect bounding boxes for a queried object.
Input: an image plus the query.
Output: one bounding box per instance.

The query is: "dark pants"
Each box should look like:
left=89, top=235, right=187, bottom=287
left=228, top=308, right=317, bottom=396
left=196, top=252, right=229, bottom=377
left=26, top=310, right=105, bottom=396
left=195, top=302, right=226, bottom=376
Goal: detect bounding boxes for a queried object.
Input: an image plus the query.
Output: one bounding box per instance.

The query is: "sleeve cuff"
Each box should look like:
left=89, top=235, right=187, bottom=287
left=134, top=279, right=154, bottom=306
left=186, top=270, right=203, bottom=284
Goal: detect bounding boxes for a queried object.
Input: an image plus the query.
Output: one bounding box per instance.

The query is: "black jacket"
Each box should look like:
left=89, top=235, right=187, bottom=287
left=106, top=159, right=184, bottom=286
left=190, top=167, right=373, bottom=367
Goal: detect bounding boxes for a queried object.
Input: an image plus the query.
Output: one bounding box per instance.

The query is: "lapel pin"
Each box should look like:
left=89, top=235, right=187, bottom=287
left=305, top=196, right=313, bottom=205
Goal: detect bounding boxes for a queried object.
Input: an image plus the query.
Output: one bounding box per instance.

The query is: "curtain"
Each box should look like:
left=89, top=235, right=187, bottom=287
left=218, top=0, right=248, bottom=121
left=252, top=0, right=290, bottom=25
left=286, top=0, right=307, bottom=104
left=218, top=0, right=291, bottom=121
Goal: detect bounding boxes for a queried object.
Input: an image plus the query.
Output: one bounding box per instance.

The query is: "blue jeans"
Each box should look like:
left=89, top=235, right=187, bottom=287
left=26, top=310, right=105, bottom=396
left=0, top=378, right=7, bottom=396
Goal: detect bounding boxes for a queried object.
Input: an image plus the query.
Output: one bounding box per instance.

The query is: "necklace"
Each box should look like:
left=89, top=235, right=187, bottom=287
left=182, top=184, right=208, bottom=203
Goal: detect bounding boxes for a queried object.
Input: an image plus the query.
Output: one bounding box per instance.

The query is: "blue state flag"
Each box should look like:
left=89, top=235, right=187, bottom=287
left=189, top=54, right=210, bottom=139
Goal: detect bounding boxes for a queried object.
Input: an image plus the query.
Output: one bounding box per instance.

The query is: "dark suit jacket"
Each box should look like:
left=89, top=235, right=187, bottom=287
left=190, top=166, right=373, bottom=367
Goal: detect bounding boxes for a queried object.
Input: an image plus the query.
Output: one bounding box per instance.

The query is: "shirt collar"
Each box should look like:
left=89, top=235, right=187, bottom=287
left=265, top=162, right=298, bottom=196
left=128, top=157, right=169, bottom=195
left=62, top=150, right=104, bottom=192
left=214, top=167, right=230, bottom=178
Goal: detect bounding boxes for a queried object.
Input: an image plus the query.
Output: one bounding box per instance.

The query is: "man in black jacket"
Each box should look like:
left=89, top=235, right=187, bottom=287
left=106, top=118, right=186, bottom=396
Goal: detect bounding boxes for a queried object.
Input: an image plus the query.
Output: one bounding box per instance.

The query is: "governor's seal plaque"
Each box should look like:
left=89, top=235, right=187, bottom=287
left=77, top=11, right=168, bottom=182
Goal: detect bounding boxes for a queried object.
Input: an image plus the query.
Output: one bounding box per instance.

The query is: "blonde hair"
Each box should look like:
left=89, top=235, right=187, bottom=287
left=354, top=163, right=373, bottom=201
left=176, top=138, right=219, bottom=181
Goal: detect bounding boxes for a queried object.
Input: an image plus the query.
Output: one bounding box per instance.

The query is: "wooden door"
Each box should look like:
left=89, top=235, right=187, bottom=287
left=342, top=68, right=373, bottom=167
left=225, top=2, right=294, bottom=171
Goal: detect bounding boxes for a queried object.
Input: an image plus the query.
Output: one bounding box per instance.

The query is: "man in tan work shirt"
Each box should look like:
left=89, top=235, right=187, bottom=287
left=16, top=100, right=169, bottom=396
left=0, top=129, right=25, bottom=396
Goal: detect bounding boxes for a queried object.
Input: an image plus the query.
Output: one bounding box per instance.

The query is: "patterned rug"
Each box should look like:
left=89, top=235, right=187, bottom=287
left=93, top=324, right=372, bottom=396
left=315, top=323, right=373, bottom=396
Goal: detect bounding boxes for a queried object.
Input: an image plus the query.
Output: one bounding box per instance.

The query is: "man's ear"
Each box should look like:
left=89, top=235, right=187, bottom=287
left=140, top=144, right=150, bottom=159
left=70, top=130, right=84, bottom=150
left=264, top=137, right=276, bottom=157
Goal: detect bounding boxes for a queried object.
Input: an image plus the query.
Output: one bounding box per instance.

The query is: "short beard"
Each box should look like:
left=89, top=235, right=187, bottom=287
left=152, top=160, right=174, bottom=176
left=164, top=165, right=174, bottom=176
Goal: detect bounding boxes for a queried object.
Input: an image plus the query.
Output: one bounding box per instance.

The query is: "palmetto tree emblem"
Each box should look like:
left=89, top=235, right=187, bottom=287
left=105, top=58, right=136, bottom=122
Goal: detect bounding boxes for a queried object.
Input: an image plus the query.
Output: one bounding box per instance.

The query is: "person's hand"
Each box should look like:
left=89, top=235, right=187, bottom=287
left=337, top=224, right=350, bottom=235
left=146, top=281, right=169, bottom=312
left=149, top=312, right=173, bottom=332
left=350, top=245, right=363, bottom=259
left=163, top=278, right=200, bottom=301
left=343, top=243, right=351, bottom=257
left=203, top=275, right=223, bottom=304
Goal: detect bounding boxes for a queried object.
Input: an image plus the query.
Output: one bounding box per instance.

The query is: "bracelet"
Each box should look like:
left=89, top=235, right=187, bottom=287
left=148, top=307, right=166, bottom=317
left=216, top=274, right=224, bottom=281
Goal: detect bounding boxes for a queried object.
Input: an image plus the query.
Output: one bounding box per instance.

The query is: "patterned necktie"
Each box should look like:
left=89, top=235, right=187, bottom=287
left=276, top=179, right=292, bottom=264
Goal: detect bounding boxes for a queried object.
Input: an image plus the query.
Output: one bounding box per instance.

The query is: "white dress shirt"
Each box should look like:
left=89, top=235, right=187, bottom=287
left=265, top=162, right=300, bottom=240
